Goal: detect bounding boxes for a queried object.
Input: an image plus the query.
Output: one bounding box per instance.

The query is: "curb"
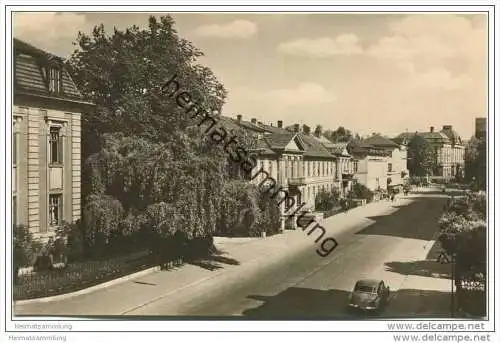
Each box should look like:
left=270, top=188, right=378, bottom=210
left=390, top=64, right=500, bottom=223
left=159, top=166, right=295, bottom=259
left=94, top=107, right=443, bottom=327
left=15, top=232, right=298, bottom=307
left=15, top=195, right=425, bottom=308
left=15, top=265, right=161, bottom=306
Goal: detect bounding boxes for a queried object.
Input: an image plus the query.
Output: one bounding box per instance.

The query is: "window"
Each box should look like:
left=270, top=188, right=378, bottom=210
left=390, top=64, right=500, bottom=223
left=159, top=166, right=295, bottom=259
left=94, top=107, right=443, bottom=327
left=49, top=127, right=63, bottom=164
left=388, top=163, right=393, bottom=172
left=48, top=68, right=62, bottom=93
left=49, top=194, right=62, bottom=227
left=353, top=161, right=359, bottom=173
left=355, top=282, right=376, bottom=293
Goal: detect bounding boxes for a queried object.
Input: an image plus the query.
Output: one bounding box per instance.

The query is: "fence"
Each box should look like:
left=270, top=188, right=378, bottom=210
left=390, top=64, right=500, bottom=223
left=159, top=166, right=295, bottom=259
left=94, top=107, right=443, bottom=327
left=457, top=275, right=486, bottom=317
left=13, top=250, right=154, bottom=300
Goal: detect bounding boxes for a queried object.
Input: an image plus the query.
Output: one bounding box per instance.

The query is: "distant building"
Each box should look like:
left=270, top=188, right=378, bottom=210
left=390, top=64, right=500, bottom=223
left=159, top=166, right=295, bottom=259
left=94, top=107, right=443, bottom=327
left=220, top=116, right=336, bottom=230
left=394, top=125, right=465, bottom=180
left=475, top=117, right=487, bottom=139
left=349, top=141, right=391, bottom=192
left=360, top=135, right=409, bottom=192
left=317, top=140, right=355, bottom=197
left=13, top=38, right=93, bottom=239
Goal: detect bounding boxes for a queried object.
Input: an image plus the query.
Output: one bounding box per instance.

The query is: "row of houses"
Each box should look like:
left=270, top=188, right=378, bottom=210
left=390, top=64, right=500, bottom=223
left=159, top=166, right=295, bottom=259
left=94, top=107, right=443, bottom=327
left=11, top=38, right=467, bottom=238
left=217, top=115, right=414, bottom=230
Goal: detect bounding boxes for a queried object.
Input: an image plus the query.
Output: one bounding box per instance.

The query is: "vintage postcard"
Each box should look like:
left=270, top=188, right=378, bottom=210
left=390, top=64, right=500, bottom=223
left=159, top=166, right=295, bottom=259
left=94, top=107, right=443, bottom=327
left=2, top=3, right=497, bottom=342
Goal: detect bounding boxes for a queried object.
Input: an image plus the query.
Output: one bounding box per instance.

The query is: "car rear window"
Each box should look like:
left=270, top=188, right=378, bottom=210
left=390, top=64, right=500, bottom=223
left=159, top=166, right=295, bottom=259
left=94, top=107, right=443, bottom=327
left=355, top=284, right=376, bottom=293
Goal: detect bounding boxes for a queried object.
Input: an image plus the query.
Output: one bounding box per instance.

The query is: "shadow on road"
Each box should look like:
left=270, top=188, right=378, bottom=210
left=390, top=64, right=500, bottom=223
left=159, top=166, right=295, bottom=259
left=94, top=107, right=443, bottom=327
left=356, top=196, right=446, bottom=241
left=187, top=254, right=241, bottom=271
left=384, top=260, right=451, bottom=279
left=242, top=286, right=452, bottom=319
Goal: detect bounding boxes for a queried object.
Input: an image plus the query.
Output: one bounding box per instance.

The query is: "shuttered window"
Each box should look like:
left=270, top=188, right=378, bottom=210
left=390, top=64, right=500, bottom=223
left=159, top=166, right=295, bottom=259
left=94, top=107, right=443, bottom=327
left=49, top=127, right=63, bottom=164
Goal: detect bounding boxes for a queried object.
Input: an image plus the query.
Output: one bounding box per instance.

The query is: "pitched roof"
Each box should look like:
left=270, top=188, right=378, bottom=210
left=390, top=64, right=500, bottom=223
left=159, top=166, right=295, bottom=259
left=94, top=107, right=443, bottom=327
left=394, top=130, right=452, bottom=145
left=441, top=127, right=463, bottom=145
left=327, top=142, right=351, bottom=156
left=298, top=134, right=333, bottom=158
left=363, top=134, right=400, bottom=148
left=14, top=38, right=89, bottom=104
left=420, top=131, right=451, bottom=142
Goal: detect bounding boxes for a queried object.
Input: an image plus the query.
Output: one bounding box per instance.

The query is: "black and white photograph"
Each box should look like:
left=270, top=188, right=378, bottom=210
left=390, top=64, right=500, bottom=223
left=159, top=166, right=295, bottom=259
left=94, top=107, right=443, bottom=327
left=2, top=2, right=498, bottom=343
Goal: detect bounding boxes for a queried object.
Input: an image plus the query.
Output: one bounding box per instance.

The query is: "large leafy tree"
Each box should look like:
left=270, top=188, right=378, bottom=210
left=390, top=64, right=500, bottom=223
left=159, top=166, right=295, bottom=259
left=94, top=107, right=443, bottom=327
left=68, top=16, right=229, bottom=244
left=323, top=126, right=360, bottom=143
left=407, top=134, right=437, bottom=177
left=464, top=136, right=487, bottom=190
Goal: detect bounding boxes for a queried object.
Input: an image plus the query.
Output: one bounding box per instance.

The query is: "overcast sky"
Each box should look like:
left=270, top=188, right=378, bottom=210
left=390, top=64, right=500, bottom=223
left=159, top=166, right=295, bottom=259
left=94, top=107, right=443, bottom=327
left=13, top=12, right=487, bottom=139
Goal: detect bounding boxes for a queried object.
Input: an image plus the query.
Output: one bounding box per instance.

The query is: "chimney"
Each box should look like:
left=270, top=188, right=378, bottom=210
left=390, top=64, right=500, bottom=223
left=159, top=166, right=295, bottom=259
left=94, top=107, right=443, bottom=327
left=277, top=120, right=283, bottom=128
left=430, top=126, right=434, bottom=133
left=303, top=125, right=311, bottom=135
left=251, top=118, right=257, bottom=124
left=237, top=114, right=242, bottom=122
left=443, top=125, right=452, bottom=130
left=293, top=123, right=301, bottom=133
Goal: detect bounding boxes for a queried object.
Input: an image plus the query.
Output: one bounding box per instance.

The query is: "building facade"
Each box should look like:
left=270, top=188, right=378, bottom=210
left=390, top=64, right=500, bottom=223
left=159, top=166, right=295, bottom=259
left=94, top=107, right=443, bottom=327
left=315, top=139, right=355, bottom=197
left=361, top=135, right=409, bottom=191
left=13, top=38, right=92, bottom=239
left=222, top=116, right=337, bottom=229
left=350, top=143, right=390, bottom=192
left=395, top=125, right=465, bottom=180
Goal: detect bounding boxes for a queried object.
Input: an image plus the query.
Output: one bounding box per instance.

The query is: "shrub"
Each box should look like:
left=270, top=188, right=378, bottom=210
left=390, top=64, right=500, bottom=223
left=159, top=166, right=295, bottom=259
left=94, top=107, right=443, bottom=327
left=13, top=225, right=36, bottom=270
left=82, top=194, right=124, bottom=257
left=257, top=192, right=282, bottom=236
left=217, top=181, right=261, bottom=237
left=438, top=192, right=487, bottom=279
left=56, top=221, right=85, bottom=262
left=315, top=188, right=340, bottom=211
left=349, top=183, right=374, bottom=202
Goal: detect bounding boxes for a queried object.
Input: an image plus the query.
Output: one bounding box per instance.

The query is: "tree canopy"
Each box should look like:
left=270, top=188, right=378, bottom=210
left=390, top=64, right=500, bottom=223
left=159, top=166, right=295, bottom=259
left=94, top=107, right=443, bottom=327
left=464, top=136, right=486, bottom=190
left=323, top=126, right=359, bottom=143
left=407, top=134, right=437, bottom=177
left=438, top=192, right=486, bottom=276
left=69, top=15, right=230, bottom=243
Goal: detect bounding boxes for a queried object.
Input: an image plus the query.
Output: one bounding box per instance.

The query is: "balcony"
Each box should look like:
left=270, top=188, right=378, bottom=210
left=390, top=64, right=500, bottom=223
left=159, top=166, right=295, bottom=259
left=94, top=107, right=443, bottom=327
left=288, top=177, right=307, bottom=186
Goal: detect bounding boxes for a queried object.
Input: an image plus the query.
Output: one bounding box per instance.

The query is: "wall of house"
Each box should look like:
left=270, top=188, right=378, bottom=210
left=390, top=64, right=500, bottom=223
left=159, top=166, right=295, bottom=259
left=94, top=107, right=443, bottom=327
left=13, top=102, right=81, bottom=240
left=388, top=148, right=403, bottom=186
left=354, top=156, right=388, bottom=191
left=303, top=158, right=336, bottom=210
left=432, top=143, right=465, bottom=179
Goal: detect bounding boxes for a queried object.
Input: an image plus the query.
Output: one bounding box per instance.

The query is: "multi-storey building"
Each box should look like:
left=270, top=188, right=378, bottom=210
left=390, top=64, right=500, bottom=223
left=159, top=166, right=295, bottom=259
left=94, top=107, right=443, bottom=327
left=394, top=125, right=465, bottom=180
left=220, top=116, right=336, bottom=229
left=13, top=38, right=92, bottom=239
left=350, top=142, right=391, bottom=191
left=361, top=135, right=409, bottom=192
left=314, top=138, right=355, bottom=197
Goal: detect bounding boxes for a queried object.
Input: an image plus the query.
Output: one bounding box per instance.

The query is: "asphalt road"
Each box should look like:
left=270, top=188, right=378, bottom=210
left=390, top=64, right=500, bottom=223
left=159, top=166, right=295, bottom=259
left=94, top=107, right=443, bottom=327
left=125, top=192, right=452, bottom=319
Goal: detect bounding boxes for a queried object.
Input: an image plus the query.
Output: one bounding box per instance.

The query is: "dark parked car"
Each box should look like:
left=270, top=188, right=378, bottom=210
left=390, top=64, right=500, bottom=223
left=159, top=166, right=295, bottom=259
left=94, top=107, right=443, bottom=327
left=348, top=279, right=390, bottom=312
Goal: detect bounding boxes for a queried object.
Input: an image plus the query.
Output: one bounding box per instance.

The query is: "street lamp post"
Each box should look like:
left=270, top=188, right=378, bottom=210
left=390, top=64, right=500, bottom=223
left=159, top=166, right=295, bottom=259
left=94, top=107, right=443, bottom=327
left=450, top=234, right=458, bottom=318
left=451, top=250, right=455, bottom=317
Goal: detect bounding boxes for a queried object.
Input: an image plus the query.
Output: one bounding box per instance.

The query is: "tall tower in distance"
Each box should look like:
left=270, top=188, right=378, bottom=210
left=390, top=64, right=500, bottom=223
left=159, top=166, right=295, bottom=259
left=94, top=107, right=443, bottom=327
left=475, top=117, right=487, bottom=139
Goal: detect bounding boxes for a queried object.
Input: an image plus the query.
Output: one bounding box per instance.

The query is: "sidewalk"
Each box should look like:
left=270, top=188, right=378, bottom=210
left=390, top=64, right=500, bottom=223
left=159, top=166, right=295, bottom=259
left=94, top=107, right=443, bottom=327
left=14, top=189, right=433, bottom=316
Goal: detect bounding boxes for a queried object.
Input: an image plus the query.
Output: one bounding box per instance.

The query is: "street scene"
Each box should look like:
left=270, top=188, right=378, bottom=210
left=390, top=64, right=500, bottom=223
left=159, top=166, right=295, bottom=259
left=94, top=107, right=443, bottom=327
left=11, top=12, right=487, bottom=320
left=16, top=188, right=457, bottom=318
